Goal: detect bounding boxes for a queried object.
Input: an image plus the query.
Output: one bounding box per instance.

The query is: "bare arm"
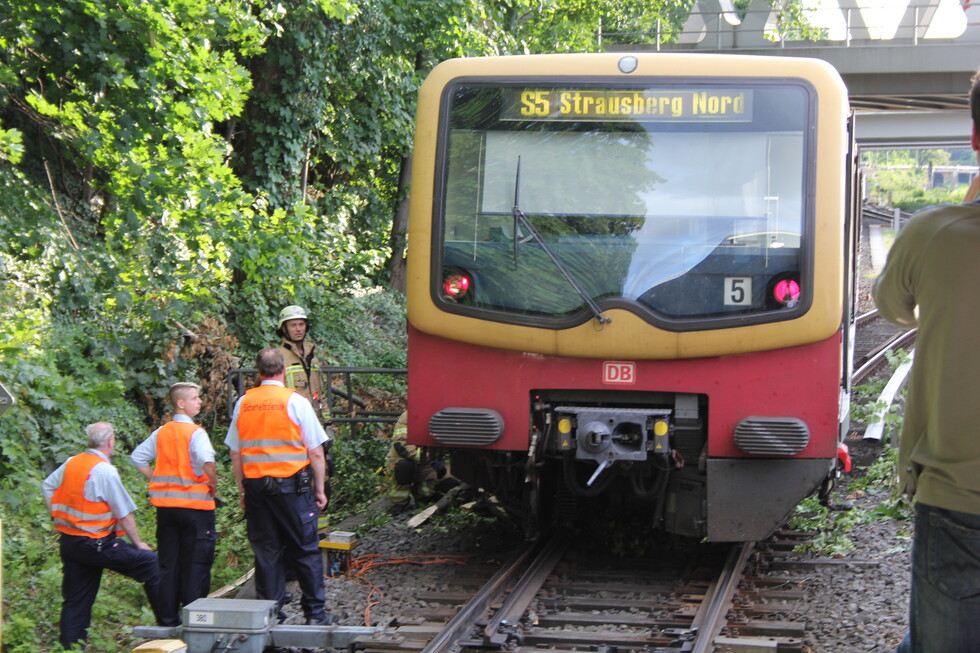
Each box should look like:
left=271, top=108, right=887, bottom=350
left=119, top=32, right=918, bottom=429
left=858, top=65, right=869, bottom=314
left=229, top=450, right=245, bottom=510
left=203, top=461, right=218, bottom=497
left=308, top=445, right=327, bottom=510
left=117, top=513, right=152, bottom=551
left=136, top=466, right=153, bottom=481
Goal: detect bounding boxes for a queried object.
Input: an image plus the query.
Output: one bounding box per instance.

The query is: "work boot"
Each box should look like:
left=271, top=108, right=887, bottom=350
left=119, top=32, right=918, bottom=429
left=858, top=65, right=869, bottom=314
left=305, top=613, right=337, bottom=626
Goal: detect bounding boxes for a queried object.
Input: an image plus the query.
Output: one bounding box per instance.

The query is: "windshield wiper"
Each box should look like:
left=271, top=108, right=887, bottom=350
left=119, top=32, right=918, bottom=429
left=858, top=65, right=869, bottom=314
left=512, top=157, right=610, bottom=325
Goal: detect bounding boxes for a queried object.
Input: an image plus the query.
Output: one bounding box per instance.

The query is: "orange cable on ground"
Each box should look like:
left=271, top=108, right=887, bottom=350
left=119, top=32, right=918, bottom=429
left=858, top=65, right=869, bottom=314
left=335, top=553, right=472, bottom=626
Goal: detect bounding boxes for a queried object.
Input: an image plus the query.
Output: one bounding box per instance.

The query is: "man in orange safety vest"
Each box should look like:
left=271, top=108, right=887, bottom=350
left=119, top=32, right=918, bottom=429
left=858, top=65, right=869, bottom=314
left=132, top=381, right=218, bottom=626
left=43, top=421, right=166, bottom=649
left=225, top=348, right=333, bottom=625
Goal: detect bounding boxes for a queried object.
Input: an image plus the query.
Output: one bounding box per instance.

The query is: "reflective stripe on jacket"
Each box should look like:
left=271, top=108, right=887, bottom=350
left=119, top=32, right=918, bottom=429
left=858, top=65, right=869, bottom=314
left=50, top=453, right=124, bottom=538
left=237, top=384, right=308, bottom=478
left=279, top=339, right=325, bottom=416
left=148, top=421, right=215, bottom=510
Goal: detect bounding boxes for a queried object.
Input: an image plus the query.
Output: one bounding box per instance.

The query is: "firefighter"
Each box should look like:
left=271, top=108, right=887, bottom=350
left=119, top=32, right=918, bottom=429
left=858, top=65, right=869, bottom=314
left=385, top=412, right=456, bottom=514
left=131, top=382, right=218, bottom=626
left=275, top=304, right=335, bottom=521
left=275, top=304, right=326, bottom=420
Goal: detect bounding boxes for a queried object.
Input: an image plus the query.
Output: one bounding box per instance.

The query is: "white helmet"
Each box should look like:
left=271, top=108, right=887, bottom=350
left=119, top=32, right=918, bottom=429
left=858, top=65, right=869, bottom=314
left=277, top=305, right=309, bottom=331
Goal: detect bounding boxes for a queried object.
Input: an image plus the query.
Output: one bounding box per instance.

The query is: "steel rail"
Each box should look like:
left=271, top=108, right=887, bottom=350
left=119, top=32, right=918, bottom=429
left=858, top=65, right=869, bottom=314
left=482, top=532, right=568, bottom=647
left=419, top=535, right=555, bottom=653
left=852, top=329, right=917, bottom=385
left=689, top=542, right=755, bottom=653
left=855, top=308, right=878, bottom=326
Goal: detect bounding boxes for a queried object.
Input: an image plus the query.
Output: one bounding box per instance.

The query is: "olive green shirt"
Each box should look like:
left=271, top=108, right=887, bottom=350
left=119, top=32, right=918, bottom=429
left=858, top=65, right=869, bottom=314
left=873, top=202, right=980, bottom=515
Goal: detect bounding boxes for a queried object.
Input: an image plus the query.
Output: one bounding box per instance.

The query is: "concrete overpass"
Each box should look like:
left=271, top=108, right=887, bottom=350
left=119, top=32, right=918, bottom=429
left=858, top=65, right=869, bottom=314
left=605, top=0, right=980, bottom=147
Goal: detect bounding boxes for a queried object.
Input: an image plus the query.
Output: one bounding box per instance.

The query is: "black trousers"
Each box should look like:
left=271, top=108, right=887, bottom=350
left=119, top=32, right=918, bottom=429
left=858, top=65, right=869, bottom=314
left=58, top=533, right=164, bottom=648
left=244, top=486, right=326, bottom=621
left=155, top=506, right=217, bottom=626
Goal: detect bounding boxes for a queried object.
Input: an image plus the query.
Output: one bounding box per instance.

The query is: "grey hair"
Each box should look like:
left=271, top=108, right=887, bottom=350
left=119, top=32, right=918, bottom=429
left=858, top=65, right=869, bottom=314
left=85, top=422, right=115, bottom=448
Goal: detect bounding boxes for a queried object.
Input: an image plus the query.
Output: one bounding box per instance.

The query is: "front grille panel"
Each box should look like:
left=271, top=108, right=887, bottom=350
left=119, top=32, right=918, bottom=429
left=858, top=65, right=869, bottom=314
left=733, top=417, right=810, bottom=455
left=429, top=408, right=504, bottom=446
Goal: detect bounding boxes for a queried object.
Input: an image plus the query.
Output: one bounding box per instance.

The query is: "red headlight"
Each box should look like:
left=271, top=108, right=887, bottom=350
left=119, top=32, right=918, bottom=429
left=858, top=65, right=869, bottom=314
left=773, top=278, right=801, bottom=306
left=443, top=273, right=471, bottom=299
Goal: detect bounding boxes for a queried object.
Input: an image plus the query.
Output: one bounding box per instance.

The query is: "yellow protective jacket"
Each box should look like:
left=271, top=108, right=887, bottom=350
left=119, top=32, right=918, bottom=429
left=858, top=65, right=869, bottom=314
left=278, top=338, right=325, bottom=417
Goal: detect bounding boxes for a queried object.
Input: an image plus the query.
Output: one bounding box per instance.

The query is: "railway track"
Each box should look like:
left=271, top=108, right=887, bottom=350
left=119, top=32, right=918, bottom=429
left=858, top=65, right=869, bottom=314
left=852, top=309, right=915, bottom=385
left=349, top=528, right=827, bottom=653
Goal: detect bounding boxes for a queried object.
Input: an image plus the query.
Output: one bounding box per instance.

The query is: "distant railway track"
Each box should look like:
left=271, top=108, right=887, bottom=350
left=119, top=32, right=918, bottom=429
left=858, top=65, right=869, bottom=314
left=853, top=309, right=916, bottom=385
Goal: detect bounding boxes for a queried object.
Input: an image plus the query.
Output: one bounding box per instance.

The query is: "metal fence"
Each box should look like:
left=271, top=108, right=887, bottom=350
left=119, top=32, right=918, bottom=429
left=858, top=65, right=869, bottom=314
left=226, top=366, right=406, bottom=435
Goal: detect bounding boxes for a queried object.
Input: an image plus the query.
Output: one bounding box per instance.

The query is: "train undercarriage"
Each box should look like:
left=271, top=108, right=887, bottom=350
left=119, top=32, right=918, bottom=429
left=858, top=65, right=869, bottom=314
left=442, top=390, right=840, bottom=542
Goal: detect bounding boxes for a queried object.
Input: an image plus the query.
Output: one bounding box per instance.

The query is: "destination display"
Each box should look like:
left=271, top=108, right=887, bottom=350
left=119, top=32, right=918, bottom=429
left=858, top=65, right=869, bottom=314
left=501, top=88, right=753, bottom=122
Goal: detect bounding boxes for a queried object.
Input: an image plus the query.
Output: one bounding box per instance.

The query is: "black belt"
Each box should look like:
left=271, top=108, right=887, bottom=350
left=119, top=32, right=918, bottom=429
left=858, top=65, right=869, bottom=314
left=247, top=466, right=311, bottom=495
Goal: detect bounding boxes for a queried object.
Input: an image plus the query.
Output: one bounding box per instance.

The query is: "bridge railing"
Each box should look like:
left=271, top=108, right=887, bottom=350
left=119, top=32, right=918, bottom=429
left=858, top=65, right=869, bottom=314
left=600, top=0, right=979, bottom=51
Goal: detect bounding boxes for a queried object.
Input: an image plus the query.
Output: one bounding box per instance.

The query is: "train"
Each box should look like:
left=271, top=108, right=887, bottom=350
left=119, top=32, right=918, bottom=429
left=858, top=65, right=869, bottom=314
left=405, top=53, right=856, bottom=541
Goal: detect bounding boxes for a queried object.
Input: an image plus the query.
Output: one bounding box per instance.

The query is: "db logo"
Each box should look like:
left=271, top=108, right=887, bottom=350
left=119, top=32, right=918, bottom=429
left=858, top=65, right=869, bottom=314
left=603, top=361, right=636, bottom=385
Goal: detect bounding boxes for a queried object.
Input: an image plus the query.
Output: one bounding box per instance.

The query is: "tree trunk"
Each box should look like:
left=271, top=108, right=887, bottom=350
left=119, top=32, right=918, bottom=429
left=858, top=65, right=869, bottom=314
left=386, top=154, right=412, bottom=292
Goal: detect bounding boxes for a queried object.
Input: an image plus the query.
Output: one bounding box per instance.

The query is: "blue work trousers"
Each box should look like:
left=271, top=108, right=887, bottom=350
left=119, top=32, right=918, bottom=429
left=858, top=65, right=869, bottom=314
left=896, top=502, right=980, bottom=653
left=58, top=533, right=164, bottom=649
left=244, top=485, right=326, bottom=621
left=155, top=506, right=217, bottom=626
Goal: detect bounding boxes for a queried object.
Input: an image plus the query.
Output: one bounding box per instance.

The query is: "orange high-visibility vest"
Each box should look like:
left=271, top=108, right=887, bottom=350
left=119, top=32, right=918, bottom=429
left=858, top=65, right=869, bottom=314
left=237, top=384, right=309, bottom=479
left=50, top=453, right=125, bottom=538
left=148, top=421, right=215, bottom=510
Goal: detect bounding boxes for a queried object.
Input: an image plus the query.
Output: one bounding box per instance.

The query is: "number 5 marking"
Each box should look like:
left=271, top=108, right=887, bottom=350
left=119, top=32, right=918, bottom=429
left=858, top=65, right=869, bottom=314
left=724, top=277, right=752, bottom=306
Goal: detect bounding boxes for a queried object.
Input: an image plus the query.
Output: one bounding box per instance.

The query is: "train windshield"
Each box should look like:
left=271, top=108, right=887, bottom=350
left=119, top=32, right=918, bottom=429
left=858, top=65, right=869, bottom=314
left=436, top=81, right=814, bottom=329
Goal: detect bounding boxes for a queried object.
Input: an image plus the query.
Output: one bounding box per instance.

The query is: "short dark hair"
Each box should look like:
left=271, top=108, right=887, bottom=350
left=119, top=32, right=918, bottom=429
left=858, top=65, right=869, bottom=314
left=972, top=68, right=980, bottom=130
left=256, top=347, right=285, bottom=378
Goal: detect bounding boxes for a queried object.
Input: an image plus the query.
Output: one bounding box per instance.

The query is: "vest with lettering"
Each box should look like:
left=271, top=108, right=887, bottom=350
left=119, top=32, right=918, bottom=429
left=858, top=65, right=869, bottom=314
left=50, top=453, right=125, bottom=538
left=148, top=421, right=215, bottom=510
left=237, top=384, right=309, bottom=478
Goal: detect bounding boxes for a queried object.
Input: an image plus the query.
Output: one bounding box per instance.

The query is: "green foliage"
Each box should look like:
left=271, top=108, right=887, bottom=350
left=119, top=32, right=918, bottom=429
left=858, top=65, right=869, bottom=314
left=847, top=446, right=911, bottom=521
left=862, top=148, right=972, bottom=211
left=850, top=349, right=910, bottom=433
left=427, top=504, right=496, bottom=535
left=319, top=289, right=407, bottom=370
left=0, top=317, right=148, bottom=481
left=327, top=424, right=391, bottom=518
left=0, top=125, right=23, bottom=163
left=788, top=496, right=858, bottom=556
left=789, top=446, right=912, bottom=557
